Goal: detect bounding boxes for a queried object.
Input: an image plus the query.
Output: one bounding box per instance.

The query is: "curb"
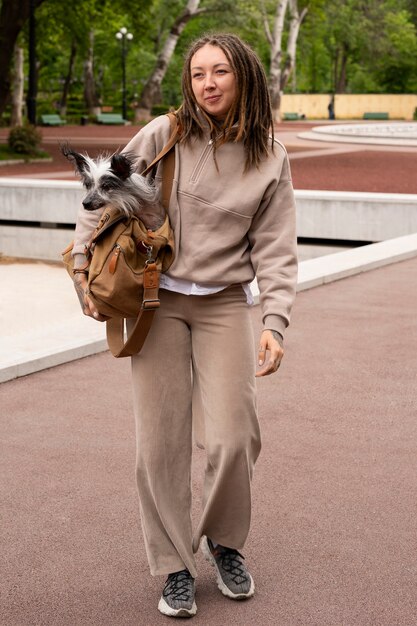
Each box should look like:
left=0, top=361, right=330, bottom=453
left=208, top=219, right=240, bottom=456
left=1, top=338, right=108, bottom=384
left=1, top=233, right=417, bottom=384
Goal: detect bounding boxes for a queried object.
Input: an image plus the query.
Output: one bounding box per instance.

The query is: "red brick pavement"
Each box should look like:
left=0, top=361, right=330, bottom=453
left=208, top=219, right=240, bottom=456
left=1, top=122, right=416, bottom=193
left=290, top=149, right=417, bottom=194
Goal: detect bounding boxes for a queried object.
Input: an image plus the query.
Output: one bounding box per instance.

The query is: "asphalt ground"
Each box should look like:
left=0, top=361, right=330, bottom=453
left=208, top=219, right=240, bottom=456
left=1, top=257, right=416, bottom=625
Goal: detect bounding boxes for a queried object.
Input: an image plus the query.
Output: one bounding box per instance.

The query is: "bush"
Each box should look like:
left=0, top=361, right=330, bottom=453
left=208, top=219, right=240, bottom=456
left=414, top=107, right=417, bottom=121
left=8, top=124, right=42, bottom=155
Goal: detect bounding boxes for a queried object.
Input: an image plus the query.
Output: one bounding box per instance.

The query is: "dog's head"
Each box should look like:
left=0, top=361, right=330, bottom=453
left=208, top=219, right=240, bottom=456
left=61, top=143, right=135, bottom=211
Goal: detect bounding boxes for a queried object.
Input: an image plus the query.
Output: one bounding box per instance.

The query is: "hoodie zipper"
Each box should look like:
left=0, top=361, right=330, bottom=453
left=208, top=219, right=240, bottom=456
left=190, top=139, right=214, bottom=183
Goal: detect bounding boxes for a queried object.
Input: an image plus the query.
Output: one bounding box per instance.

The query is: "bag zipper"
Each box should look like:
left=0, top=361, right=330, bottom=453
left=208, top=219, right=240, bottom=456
left=109, top=240, right=154, bottom=275
left=109, top=244, right=121, bottom=274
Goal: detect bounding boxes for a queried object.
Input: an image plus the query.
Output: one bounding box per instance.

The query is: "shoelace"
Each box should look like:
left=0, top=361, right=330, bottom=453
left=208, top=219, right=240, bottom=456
left=216, top=547, right=249, bottom=585
left=163, top=569, right=193, bottom=602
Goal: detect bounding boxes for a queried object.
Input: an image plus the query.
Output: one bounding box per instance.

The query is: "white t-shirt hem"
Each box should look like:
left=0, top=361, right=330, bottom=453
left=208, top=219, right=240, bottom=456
left=159, top=274, right=253, bottom=306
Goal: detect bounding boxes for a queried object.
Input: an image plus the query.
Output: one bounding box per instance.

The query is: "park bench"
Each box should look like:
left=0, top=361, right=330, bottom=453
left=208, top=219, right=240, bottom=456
left=283, top=112, right=301, bottom=120
left=40, top=114, right=66, bottom=126
left=363, top=112, right=389, bottom=120
left=96, top=113, right=127, bottom=125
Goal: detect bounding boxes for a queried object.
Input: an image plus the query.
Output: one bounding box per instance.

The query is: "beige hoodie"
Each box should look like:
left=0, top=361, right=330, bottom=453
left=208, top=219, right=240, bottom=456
left=73, top=115, right=298, bottom=337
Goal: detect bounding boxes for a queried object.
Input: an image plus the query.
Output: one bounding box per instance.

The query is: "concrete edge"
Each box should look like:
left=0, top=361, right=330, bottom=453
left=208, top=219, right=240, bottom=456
left=0, top=339, right=108, bottom=384
left=0, top=177, right=81, bottom=188
left=294, top=189, right=417, bottom=203
left=297, top=130, right=417, bottom=147
left=2, top=232, right=417, bottom=384
left=296, top=232, right=417, bottom=292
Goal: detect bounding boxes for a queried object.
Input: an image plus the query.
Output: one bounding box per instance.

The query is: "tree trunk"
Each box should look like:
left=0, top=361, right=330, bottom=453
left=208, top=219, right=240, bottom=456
left=280, top=0, right=308, bottom=91
left=265, top=0, right=307, bottom=122
left=335, top=45, right=348, bottom=93
left=83, top=30, right=100, bottom=116
left=10, top=44, right=24, bottom=127
left=0, top=0, right=46, bottom=119
left=332, top=49, right=339, bottom=94
left=267, top=0, right=289, bottom=122
left=59, top=39, right=76, bottom=116
left=291, top=58, right=297, bottom=93
left=137, top=0, right=203, bottom=119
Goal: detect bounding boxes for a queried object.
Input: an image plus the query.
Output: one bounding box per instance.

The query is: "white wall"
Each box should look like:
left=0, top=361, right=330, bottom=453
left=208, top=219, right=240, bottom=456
left=1, top=179, right=417, bottom=260
left=0, top=179, right=84, bottom=260
left=295, top=190, right=417, bottom=242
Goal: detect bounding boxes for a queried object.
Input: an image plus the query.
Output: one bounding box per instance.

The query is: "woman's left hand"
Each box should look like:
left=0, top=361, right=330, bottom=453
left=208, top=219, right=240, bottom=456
left=255, top=330, right=284, bottom=377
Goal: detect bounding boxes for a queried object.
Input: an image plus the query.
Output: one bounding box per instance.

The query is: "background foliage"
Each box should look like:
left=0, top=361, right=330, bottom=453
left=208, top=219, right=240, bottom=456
left=1, top=0, right=416, bottom=122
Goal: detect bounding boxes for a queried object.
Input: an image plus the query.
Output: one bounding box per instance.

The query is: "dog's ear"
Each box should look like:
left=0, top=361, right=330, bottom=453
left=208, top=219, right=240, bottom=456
left=60, top=143, right=88, bottom=174
left=110, top=153, right=133, bottom=180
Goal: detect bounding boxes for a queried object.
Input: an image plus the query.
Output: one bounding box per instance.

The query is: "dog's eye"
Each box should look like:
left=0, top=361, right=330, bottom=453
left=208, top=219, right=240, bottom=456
left=83, top=180, right=92, bottom=190
left=101, top=179, right=119, bottom=191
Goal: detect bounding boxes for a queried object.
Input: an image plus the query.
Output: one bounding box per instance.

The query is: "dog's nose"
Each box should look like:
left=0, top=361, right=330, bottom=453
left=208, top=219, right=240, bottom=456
left=82, top=200, right=93, bottom=210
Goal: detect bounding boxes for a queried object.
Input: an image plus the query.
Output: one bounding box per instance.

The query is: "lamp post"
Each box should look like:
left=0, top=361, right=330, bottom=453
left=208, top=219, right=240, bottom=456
left=115, top=27, right=133, bottom=121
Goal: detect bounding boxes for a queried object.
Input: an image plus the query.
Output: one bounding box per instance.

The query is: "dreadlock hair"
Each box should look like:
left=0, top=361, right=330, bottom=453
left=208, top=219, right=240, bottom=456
left=177, top=33, right=274, bottom=171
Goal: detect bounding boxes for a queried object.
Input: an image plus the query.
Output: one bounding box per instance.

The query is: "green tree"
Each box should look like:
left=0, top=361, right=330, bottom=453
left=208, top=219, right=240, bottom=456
left=4, top=0, right=416, bottom=125
left=135, top=0, right=237, bottom=117
left=295, top=2, right=331, bottom=93
left=372, top=8, right=417, bottom=92
left=34, top=0, right=142, bottom=117
left=307, top=0, right=417, bottom=94
left=0, top=0, right=46, bottom=118
left=323, top=0, right=372, bottom=93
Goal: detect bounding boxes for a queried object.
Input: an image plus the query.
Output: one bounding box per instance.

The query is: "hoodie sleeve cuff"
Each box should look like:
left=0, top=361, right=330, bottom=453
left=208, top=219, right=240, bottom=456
left=72, top=253, right=89, bottom=270
left=263, top=314, right=287, bottom=340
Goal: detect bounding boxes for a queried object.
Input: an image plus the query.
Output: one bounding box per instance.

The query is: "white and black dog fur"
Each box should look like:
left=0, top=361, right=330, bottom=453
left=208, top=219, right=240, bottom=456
left=61, top=145, right=165, bottom=229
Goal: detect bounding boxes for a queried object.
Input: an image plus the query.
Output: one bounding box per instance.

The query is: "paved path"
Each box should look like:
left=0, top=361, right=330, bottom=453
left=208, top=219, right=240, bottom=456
left=1, top=122, right=417, bottom=193
left=1, top=258, right=416, bottom=625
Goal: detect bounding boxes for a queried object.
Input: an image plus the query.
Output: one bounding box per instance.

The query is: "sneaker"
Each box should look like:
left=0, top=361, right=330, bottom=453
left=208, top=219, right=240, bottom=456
left=201, top=536, right=255, bottom=600
left=158, top=569, right=197, bottom=618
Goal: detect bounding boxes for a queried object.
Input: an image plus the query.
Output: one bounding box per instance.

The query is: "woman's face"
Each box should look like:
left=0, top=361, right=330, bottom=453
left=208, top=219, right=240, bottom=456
left=190, top=44, right=237, bottom=121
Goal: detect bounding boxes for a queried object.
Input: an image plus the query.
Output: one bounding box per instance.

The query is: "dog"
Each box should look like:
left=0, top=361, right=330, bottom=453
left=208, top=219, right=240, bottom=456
left=61, top=144, right=165, bottom=229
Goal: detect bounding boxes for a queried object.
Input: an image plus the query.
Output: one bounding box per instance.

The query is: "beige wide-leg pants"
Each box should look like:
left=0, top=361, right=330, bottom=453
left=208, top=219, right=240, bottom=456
left=130, top=285, right=261, bottom=578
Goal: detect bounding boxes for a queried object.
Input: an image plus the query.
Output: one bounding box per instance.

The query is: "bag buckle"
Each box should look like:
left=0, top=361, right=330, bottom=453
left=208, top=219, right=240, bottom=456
left=142, top=299, right=160, bottom=310
left=137, top=240, right=154, bottom=262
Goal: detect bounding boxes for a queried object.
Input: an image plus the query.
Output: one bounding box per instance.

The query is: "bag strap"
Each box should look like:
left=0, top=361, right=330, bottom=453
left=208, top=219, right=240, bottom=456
left=106, top=114, right=180, bottom=358
left=141, top=112, right=179, bottom=209
left=106, top=260, right=160, bottom=358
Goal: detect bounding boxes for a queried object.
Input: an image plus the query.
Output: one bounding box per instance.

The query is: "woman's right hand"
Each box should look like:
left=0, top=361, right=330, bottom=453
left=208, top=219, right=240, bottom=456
left=73, top=273, right=108, bottom=322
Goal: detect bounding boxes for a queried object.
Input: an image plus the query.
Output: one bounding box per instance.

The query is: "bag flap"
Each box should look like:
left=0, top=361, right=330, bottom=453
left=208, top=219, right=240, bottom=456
left=92, top=206, right=129, bottom=242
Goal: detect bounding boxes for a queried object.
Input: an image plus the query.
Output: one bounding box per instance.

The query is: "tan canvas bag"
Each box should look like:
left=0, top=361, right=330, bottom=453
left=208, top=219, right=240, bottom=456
left=62, top=113, right=179, bottom=357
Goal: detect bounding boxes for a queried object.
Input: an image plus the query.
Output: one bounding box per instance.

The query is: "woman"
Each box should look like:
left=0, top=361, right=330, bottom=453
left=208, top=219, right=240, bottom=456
left=72, top=33, right=297, bottom=618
